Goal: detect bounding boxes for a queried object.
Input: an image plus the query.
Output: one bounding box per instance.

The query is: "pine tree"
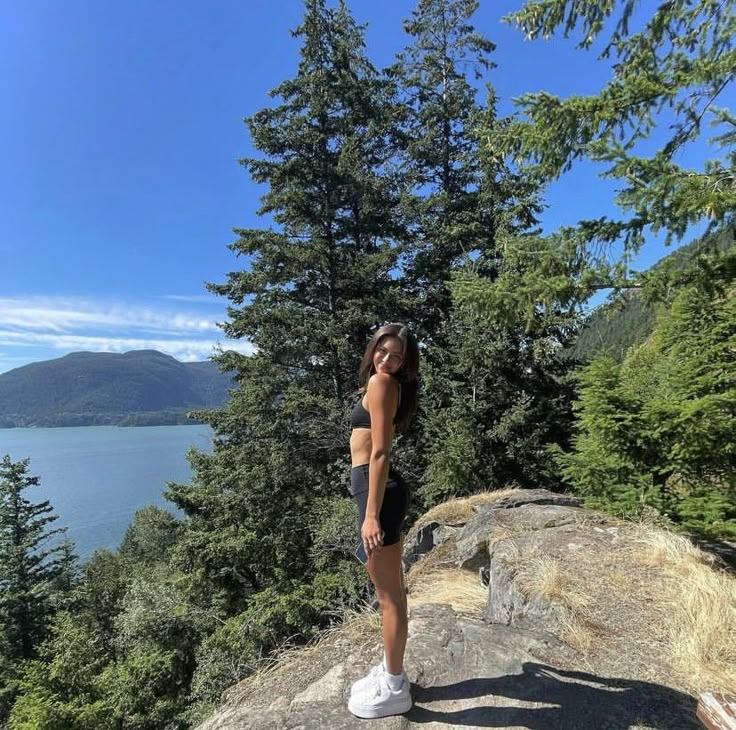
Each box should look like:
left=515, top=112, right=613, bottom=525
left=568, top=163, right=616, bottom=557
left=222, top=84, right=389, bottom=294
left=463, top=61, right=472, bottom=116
left=165, top=0, right=406, bottom=618
left=389, top=0, right=573, bottom=503
left=479, top=0, right=736, bottom=311
left=389, top=0, right=497, bottom=344
left=0, top=455, right=70, bottom=662
left=553, top=264, right=736, bottom=536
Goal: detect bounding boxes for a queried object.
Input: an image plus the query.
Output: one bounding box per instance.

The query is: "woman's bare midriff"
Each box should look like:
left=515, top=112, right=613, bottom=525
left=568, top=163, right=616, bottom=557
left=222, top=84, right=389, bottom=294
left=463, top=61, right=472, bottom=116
left=350, top=396, right=395, bottom=466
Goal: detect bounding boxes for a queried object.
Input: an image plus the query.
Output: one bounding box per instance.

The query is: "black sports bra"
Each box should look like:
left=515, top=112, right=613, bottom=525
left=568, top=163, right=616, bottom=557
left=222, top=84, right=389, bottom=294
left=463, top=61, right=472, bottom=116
left=350, top=382, right=401, bottom=431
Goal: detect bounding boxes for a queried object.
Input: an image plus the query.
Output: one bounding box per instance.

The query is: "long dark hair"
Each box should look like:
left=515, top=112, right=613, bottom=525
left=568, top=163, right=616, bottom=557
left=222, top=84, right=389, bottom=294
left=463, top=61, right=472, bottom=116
left=357, top=322, right=420, bottom=433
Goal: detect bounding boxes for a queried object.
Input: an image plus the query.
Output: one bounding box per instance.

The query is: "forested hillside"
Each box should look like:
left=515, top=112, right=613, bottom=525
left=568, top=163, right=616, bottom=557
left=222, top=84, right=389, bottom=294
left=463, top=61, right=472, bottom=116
left=0, top=0, right=732, bottom=727
left=0, top=350, right=233, bottom=427
left=570, top=226, right=736, bottom=362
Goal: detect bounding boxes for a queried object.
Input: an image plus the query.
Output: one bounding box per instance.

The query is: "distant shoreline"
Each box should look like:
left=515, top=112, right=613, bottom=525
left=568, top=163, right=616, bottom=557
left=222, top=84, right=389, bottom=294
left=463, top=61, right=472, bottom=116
left=0, top=421, right=210, bottom=430
left=0, top=412, right=212, bottom=429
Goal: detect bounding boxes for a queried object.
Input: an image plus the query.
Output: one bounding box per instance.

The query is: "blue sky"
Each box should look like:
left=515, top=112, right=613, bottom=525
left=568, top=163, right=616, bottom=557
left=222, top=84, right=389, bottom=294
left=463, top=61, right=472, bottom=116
left=0, top=0, right=712, bottom=375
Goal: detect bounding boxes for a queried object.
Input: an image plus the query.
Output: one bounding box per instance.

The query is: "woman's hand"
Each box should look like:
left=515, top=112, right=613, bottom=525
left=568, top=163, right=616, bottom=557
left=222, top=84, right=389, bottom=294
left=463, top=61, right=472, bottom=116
left=361, top=517, right=384, bottom=558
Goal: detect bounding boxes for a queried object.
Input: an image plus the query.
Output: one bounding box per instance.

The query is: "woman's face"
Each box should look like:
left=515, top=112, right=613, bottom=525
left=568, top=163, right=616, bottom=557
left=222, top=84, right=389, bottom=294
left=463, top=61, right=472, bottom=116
left=373, top=335, right=404, bottom=376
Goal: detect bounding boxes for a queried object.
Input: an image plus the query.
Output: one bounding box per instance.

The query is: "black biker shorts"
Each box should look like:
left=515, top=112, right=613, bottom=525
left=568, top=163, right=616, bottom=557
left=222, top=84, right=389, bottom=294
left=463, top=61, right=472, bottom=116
left=349, top=463, right=410, bottom=546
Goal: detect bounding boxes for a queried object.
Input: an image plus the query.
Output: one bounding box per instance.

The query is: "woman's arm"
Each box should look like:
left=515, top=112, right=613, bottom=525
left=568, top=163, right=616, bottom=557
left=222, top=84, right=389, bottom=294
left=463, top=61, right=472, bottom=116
left=362, top=373, right=399, bottom=554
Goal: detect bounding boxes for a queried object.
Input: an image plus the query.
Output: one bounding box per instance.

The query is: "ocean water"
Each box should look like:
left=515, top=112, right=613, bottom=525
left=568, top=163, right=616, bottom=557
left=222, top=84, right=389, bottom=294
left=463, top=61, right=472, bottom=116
left=0, top=424, right=214, bottom=562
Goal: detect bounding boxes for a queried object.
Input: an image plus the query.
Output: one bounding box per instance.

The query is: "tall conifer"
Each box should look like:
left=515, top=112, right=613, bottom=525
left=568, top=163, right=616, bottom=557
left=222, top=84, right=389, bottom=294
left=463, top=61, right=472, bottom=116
left=477, top=0, right=736, bottom=312
left=0, top=456, right=71, bottom=660
left=390, top=0, right=572, bottom=502
left=390, top=0, right=498, bottom=345
left=165, top=0, right=405, bottom=614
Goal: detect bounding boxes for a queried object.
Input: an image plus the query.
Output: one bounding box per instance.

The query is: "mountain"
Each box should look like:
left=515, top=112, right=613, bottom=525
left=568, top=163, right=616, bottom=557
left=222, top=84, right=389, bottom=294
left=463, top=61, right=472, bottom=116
left=569, top=225, right=735, bottom=362
left=0, top=350, right=235, bottom=428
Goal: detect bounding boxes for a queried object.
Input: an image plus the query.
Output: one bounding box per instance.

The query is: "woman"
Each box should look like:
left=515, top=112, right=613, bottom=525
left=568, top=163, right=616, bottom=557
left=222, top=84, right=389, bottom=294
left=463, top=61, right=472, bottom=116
left=347, top=322, right=420, bottom=720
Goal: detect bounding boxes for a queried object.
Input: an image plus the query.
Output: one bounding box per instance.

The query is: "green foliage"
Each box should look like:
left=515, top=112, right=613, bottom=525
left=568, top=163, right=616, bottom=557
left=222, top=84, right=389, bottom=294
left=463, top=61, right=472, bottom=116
left=389, top=0, right=503, bottom=343
left=308, top=495, right=364, bottom=571
left=102, top=568, right=216, bottom=727
left=0, top=630, right=21, bottom=723
left=0, top=455, right=74, bottom=670
left=504, top=0, right=735, bottom=239
left=118, top=505, right=181, bottom=567
left=7, top=613, right=116, bottom=730
left=5, top=547, right=220, bottom=730
left=386, top=0, right=574, bottom=506
left=114, top=575, right=205, bottom=653
left=8, top=661, right=82, bottom=730
left=555, top=263, right=736, bottom=536
left=166, top=0, right=408, bottom=611
left=475, top=0, right=736, bottom=316
left=418, top=304, right=575, bottom=505
left=101, top=643, right=184, bottom=729
left=5, top=551, right=133, bottom=728
left=187, top=568, right=363, bottom=709
left=78, top=549, right=131, bottom=663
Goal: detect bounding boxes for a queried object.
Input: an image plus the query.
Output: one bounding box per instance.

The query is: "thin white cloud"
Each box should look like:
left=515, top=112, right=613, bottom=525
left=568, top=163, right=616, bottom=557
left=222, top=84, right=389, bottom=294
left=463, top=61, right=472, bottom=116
left=156, top=294, right=224, bottom=304
left=0, top=296, right=216, bottom=333
left=0, top=330, right=253, bottom=357
left=0, top=295, right=254, bottom=373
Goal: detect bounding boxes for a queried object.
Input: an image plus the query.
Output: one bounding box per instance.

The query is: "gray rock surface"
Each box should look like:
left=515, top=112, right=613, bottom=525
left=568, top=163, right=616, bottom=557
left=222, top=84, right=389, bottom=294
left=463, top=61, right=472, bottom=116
left=404, top=521, right=463, bottom=572
left=196, top=489, right=702, bottom=730
left=405, top=604, right=697, bottom=730
left=196, top=604, right=698, bottom=729
left=473, top=489, right=583, bottom=512
left=403, top=521, right=440, bottom=570
left=454, top=502, right=597, bottom=572
left=486, top=520, right=623, bottom=633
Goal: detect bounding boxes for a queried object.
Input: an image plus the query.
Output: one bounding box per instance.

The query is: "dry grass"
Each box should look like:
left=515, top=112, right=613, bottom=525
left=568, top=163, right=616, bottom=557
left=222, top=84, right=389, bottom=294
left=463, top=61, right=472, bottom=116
left=630, top=526, right=736, bottom=694
left=411, top=487, right=522, bottom=534
left=320, top=602, right=382, bottom=648
left=407, top=568, right=487, bottom=616
left=405, top=538, right=456, bottom=590
left=632, top=527, right=721, bottom=573
left=226, top=603, right=382, bottom=707
left=560, top=614, right=597, bottom=655
left=671, top=569, right=736, bottom=692
left=514, top=553, right=596, bottom=653
left=496, top=540, right=619, bottom=659
left=516, top=555, right=588, bottom=612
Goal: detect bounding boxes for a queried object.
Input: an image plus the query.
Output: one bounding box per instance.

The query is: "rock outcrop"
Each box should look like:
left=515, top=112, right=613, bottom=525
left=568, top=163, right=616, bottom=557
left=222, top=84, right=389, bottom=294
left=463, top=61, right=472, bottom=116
left=196, top=489, right=726, bottom=729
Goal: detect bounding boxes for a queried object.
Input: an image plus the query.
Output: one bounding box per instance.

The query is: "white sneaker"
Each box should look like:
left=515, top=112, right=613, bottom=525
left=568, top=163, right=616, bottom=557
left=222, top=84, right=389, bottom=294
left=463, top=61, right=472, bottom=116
left=348, top=671, right=412, bottom=719
left=350, top=661, right=384, bottom=696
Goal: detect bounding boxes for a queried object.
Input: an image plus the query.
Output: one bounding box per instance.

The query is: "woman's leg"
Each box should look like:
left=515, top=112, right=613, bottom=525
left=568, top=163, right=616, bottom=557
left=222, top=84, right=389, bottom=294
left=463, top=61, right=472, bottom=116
left=366, top=538, right=407, bottom=676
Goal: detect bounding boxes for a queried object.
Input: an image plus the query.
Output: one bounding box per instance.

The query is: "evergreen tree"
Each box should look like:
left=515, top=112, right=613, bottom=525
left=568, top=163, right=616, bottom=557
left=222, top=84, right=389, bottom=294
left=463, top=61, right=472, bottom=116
left=389, top=0, right=497, bottom=344
left=5, top=535, right=214, bottom=728
left=475, top=0, right=736, bottom=312
left=117, top=505, right=180, bottom=568
left=0, top=456, right=70, bottom=662
left=553, top=260, right=736, bottom=536
left=7, top=610, right=116, bottom=730
left=390, top=0, right=574, bottom=503
left=165, top=0, right=405, bottom=623
left=78, top=548, right=130, bottom=665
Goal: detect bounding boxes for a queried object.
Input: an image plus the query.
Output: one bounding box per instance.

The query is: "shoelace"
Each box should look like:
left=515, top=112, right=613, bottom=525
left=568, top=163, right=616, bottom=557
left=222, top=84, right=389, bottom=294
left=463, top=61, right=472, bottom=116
left=368, top=672, right=404, bottom=699
left=371, top=676, right=385, bottom=698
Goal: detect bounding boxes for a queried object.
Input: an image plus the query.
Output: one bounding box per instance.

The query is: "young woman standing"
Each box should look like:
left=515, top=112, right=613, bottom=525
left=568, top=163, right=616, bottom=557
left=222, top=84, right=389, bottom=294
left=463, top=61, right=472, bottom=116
left=347, top=322, right=420, bottom=719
